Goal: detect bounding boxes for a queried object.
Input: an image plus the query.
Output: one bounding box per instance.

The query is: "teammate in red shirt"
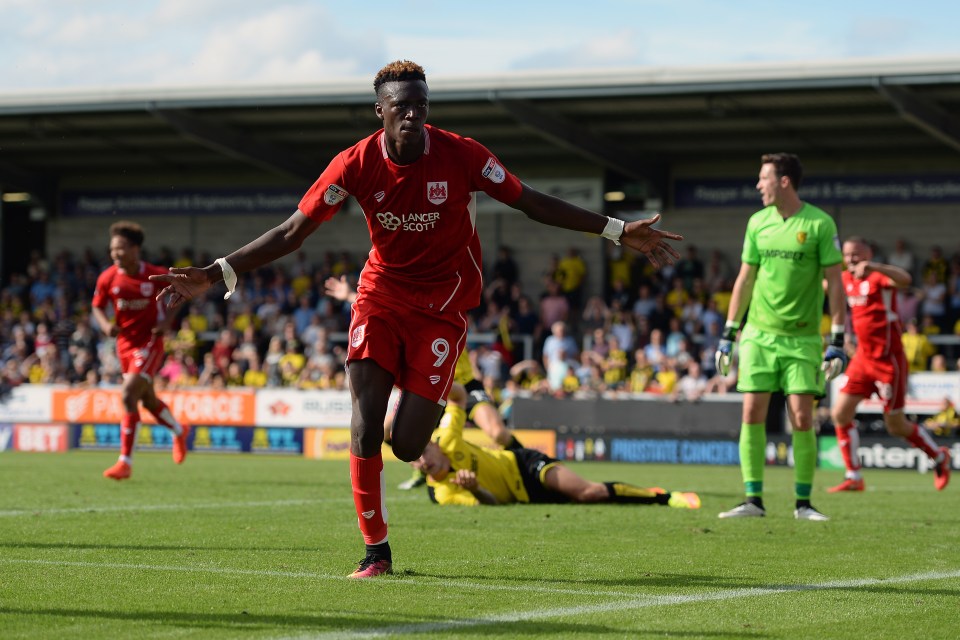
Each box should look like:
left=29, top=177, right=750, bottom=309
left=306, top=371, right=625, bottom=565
left=92, top=221, right=191, bottom=480
left=151, top=60, right=682, bottom=578
left=829, top=236, right=951, bottom=493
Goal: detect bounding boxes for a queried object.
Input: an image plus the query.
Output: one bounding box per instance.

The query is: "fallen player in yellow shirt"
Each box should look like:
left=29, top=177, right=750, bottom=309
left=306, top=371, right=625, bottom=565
left=413, top=383, right=701, bottom=508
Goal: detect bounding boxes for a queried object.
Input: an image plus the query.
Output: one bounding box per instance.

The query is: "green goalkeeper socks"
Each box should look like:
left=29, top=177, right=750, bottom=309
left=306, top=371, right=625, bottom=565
left=792, top=428, right=816, bottom=500
left=739, top=423, right=766, bottom=497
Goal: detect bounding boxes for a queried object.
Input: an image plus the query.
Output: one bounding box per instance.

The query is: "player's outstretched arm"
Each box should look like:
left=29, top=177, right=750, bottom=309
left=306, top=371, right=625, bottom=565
left=510, top=185, right=682, bottom=268
left=151, top=210, right=322, bottom=308
left=851, top=260, right=912, bottom=288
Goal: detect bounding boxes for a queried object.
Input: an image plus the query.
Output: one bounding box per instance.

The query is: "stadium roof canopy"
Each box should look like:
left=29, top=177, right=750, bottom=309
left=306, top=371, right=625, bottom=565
left=2, top=56, right=960, bottom=211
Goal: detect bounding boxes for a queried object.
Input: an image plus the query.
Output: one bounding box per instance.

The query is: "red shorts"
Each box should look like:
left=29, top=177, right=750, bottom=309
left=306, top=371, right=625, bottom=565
left=840, top=349, right=907, bottom=414
left=347, top=294, right=468, bottom=404
left=118, top=335, right=165, bottom=379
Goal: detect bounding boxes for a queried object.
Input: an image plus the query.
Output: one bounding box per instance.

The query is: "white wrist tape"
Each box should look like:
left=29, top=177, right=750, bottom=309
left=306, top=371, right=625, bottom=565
left=601, top=216, right=625, bottom=245
left=215, top=257, right=238, bottom=300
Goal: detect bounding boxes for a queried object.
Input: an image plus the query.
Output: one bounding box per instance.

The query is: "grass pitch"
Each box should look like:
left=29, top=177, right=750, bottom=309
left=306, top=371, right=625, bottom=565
left=1, top=450, right=958, bottom=639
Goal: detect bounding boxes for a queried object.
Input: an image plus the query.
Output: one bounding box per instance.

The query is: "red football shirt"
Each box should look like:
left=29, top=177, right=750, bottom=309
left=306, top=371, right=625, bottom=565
left=298, top=125, right=523, bottom=312
left=92, top=262, right=168, bottom=351
left=843, top=270, right=903, bottom=358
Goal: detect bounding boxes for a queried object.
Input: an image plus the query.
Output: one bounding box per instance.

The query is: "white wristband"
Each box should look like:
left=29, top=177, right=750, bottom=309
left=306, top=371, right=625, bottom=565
left=601, top=216, right=625, bottom=245
left=215, top=257, right=238, bottom=300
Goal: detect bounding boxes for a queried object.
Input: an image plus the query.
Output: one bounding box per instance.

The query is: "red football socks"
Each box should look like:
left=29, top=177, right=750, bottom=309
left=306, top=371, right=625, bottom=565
left=120, top=411, right=139, bottom=459
left=147, top=399, right=183, bottom=435
left=835, top=423, right=861, bottom=473
left=905, top=423, right=939, bottom=459
left=350, top=453, right=388, bottom=545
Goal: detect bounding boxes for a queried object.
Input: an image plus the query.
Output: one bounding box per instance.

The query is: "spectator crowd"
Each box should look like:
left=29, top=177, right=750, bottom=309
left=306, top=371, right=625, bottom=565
left=2, top=237, right=960, bottom=414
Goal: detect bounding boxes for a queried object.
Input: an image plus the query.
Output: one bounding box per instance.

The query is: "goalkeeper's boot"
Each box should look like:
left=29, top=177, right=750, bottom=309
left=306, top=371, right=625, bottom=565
left=934, top=447, right=951, bottom=491
left=173, top=423, right=191, bottom=465
left=794, top=505, right=830, bottom=521
left=103, top=460, right=132, bottom=481
left=718, top=501, right=765, bottom=518
left=827, top=478, right=865, bottom=493
left=667, top=492, right=701, bottom=509
left=348, top=555, right=393, bottom=579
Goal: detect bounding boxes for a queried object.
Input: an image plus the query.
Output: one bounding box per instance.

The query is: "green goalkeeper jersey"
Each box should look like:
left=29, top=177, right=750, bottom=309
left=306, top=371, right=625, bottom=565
left=741, top=202, right=842, bottom=337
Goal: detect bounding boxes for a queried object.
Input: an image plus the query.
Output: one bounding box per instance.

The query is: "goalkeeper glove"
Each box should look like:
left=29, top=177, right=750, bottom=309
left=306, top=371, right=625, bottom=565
left=715, top=321, right=738, bottom=376
left=822, top=325, right=849, bottom=381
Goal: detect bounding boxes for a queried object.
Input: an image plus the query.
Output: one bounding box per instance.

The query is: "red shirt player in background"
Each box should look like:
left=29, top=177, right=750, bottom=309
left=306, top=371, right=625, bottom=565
left=828, top=236, right=951, bottom=493
left=151, top=60, right=682, bottom=578
left=92, top=221, right=191, bottom=480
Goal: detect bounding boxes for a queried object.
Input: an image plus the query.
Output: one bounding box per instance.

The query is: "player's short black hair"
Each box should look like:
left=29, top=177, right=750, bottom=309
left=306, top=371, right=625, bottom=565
left=373, top=60, right=426, bottom=98
left=761, top=152, right=804, bottom=189
left=109, top=220, right=145, bottom=247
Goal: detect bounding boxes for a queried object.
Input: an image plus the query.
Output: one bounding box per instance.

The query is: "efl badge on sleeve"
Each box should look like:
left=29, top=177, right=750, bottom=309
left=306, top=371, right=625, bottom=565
left=324, top=184, right=349, bottom=205
left=482, top=158, right=506, bottom=184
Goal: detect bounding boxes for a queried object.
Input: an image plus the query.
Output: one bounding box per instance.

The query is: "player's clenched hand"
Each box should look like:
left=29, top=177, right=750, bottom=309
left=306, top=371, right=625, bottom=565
left=451, top=469, right=479, bottom=491
left=150, top=267, right=212, bottom=309
left=821, top=345, right=848, bottom=381
left=620, top=214, right=683, bottom=268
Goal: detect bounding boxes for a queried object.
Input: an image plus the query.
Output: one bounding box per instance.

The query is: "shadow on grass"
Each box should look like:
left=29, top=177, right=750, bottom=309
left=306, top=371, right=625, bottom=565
left=0, top=606, right=768, bottom=637
left=402, top=568, right=755, bottom=590
left=399, top=566, right=960, bottom=598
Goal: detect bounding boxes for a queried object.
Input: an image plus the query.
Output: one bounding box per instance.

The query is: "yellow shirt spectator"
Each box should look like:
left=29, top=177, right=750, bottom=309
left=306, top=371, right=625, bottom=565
left=603, top=348, right=628, bottom=386
left=653, top=368, right=678, bottom=394
left=901, top=331, right=936, bottom=372
left=243, top=369, right=268, bottom=388
left=290, top=271, right=312, bottom=298
left=557, top=251, right=586, bottom=295
left=711, top=290, right=732, bottom=317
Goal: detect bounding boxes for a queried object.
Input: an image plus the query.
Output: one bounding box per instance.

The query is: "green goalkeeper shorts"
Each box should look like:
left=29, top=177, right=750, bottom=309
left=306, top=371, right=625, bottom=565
left=736, top=324, right=824, bottom=396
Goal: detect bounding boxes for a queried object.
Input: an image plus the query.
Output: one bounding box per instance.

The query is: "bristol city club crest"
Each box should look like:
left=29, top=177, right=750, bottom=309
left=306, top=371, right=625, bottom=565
left=427, top=181, right=447, bottom=205
left=351, top=323, right=366, bottom=348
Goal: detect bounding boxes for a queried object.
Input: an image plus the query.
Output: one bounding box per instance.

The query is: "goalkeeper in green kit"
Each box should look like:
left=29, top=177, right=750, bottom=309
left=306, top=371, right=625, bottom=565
left=717, top=153, right=847, bottom=521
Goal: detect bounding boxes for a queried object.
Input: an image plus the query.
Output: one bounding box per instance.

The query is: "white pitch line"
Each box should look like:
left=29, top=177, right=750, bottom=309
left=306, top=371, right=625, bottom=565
left=277, top=568, right=960, bottom=640
left=0, top=558, right=640, bottom=598
left=0, top=497, right=420, bottom=518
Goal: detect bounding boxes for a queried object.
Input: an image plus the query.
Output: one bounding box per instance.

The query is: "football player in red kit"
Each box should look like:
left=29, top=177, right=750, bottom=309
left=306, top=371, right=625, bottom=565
left=829, top=237, right=950, bottom=493
left=92, top=221, right=191, bottom=480
left=151, top=60, right=682, bottom=578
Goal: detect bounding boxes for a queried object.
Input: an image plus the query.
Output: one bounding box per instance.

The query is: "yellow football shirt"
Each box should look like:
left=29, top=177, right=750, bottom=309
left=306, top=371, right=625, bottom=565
left=453, top=348, right=476, bottom=385
left=428, top=403, right=529, bottom=505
